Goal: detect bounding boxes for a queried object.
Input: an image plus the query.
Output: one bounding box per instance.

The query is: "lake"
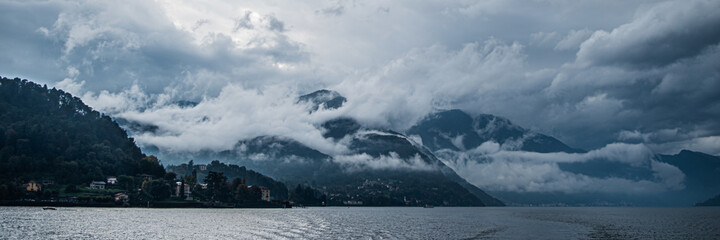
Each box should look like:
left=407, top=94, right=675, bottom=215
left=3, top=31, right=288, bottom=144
left=1, top=206, right=719, bottom=239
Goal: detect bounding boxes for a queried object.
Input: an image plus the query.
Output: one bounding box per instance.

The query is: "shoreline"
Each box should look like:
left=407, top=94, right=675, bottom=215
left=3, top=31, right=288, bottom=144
left=0, top=200, right=287, bottom=209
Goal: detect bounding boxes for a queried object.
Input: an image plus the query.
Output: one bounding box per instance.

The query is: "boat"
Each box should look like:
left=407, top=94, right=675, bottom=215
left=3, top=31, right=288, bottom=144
left=42, top=207, right=57, bottom=210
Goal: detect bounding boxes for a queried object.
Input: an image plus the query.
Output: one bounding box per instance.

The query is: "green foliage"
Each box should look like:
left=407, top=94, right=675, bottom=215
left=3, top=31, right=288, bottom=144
left=230, top=177, right=261, bottom=202
left=116, top=175, right=135, bottom=191
left=167, top=165, right=272, bottom=204
left=290, top=184, right=326, bottom=206
left=65, top=184, right=79, bottom=193
left=0, top=181, right=22, bottom=200
left=0, top=76, right=166, bottom=200
left=167, top=160, right=288, bottom=200
left=204, top=171, right=229, bottom=202
left=163, top=172, right=177, bottom=181
left=142, top=179, right=172, bottom=201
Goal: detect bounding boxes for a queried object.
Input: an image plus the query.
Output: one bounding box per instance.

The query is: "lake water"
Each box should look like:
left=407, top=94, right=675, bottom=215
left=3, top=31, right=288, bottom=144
left=1, top=206, right=719, bottom=239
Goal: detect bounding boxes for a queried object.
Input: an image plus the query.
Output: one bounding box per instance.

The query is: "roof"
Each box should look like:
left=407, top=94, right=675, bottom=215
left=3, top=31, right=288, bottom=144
left=91, top=181, right=106, bottom=185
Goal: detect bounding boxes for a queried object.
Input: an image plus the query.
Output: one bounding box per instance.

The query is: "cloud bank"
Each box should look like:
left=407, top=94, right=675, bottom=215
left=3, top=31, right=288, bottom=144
left=436, top=142, right=686, bottom=194
left=1, top=0, right=719, bottom=161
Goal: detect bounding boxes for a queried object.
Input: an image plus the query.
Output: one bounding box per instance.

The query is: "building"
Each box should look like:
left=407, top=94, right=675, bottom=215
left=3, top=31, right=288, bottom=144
left=259, top=186, right=271, bottom=202
left=138, top=174, right=153, bottom=181
left=174, top=181, right=193, bottom=200
left=197, top=164, right=207, bottom=171
left=114, top=193, right=128, bottom=202
left=89, top=181, right=106, bottom=189
left=24, top=181, right=41, bottom=192
left=343, top=200, right=363, bottom=205
left=107, top=177, right=117, bottom=185
left=41, top=179, right=55, bottom=185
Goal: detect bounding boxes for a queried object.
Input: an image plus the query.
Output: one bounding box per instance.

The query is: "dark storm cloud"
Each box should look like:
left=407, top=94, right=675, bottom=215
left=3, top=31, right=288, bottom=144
left=576, top=0, right=720, bottom=69
left=1, top=0, right=718, bottom=160
left=535, top=0, right=720, bottom=150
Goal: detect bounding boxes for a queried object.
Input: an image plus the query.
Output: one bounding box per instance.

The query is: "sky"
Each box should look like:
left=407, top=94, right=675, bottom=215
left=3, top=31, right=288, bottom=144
left=1, top=0, right=719, bottom=160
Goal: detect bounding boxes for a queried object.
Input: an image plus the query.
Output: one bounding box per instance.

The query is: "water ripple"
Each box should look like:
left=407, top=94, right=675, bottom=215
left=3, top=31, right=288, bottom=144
left=1, top=207, right=719, bottom=239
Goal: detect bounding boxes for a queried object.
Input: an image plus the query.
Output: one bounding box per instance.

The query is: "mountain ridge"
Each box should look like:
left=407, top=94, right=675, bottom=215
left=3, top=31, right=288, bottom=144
left=407, top=109, right=584, bottom=153
left=408, top=108, right=720, bottom=206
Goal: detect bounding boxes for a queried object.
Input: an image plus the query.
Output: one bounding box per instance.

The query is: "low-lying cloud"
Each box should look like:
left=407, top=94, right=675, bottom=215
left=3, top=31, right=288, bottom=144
left=333, top=152, right=435, bottom=172
left=436, top=142, right=686, bottom=194
left=85, top=84, right=346, bottom=156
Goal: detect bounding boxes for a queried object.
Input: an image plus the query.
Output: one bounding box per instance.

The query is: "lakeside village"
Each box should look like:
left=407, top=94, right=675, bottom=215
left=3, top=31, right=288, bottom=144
left=5, top=163, right=294, bottom=208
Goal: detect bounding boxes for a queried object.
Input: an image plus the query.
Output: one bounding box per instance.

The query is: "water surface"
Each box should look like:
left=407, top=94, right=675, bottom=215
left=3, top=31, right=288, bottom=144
left=1, top=207, right=719, bottom=239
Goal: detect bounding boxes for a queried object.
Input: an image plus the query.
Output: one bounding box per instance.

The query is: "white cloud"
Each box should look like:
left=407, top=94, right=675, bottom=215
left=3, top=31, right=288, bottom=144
left=530, top=31, right=558, bottom=47
left=647, top=136, right=720, bottom=156
left=93, top=84, right=347, bottom=155
left=54, top=77, right=84, bottom=96
left=334, top=40, right=527, bottom=130
left=82, top=85, right=150, bottom=114
left=555, top=28, right=592, bottom=50
left=333, top=152, right=435, bottom=172
left=436, top=142, right=685, bottom=193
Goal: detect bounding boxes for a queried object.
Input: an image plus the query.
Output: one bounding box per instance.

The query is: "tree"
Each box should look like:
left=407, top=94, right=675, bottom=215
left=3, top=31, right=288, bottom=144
left=204, top=171, right=228, bottom=202
left=65, top=184, right=79, bottom=193
left=230, top=177, right=262, bottom=202
left=164, top=172, right=177, bottom=181
left=187, top=160, right=194, bottom=174
left=290, top=184, right=325, bottom=206
left=142, top=179, right=171, bottom=201
left=0, top=77, right=167, bottom=190
left=117, top=175, right=135, bottom=191
left=179, top=178, right=185, bottom=199
left=140, top=155, right=165, bottom=177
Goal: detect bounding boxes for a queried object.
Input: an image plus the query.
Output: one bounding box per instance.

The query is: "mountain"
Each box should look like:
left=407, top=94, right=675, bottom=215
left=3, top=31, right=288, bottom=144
left=408, top=109, right=720, bottom=206
left=407, top=109, right=583, bottom=153
left=220, top=136, right=340, bottom=182
left=0, top=77, right=165, bottom=199
left=550, top=150, right=720, bottom=206
left=297, top=89, right=346, bottom=112
left=215, top=127, right=502, bottom=206
left=180, top=91, right=502, bottom=206
left=657, top=150, right=720, bottom=204
left=695, top=194, right=720, bottom=206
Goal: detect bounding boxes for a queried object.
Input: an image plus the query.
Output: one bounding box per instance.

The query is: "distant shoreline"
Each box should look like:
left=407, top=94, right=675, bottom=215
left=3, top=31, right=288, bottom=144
left=0, top=200, right=287, bottom=209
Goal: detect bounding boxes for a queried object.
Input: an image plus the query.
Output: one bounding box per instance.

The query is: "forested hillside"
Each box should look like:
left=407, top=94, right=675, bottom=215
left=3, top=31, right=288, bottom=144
left=0, top=77, right=165, bottom=199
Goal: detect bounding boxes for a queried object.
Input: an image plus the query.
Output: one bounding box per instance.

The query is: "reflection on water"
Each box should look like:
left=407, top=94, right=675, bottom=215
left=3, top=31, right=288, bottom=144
left=1, top=207, right=719, bottom=239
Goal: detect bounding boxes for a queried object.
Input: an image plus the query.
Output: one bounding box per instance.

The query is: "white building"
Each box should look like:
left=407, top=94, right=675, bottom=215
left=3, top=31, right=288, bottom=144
left=174, top=182, right=193, bottom=200
left=107, top=177, right=117, bottom=185
left=89, top=181, right=106, bottom=189
left=259, top=187, right=271, bottom=202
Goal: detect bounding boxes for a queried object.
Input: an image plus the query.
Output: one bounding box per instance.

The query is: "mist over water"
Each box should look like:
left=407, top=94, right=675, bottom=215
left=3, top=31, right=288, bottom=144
left=2, top=207, right=719, bottom=239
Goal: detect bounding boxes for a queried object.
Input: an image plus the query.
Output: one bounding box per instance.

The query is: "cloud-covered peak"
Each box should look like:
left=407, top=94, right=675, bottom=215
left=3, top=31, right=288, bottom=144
left=408, top=109, right=579, bottom=153
left=298, top=89, right=347, bottom=112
